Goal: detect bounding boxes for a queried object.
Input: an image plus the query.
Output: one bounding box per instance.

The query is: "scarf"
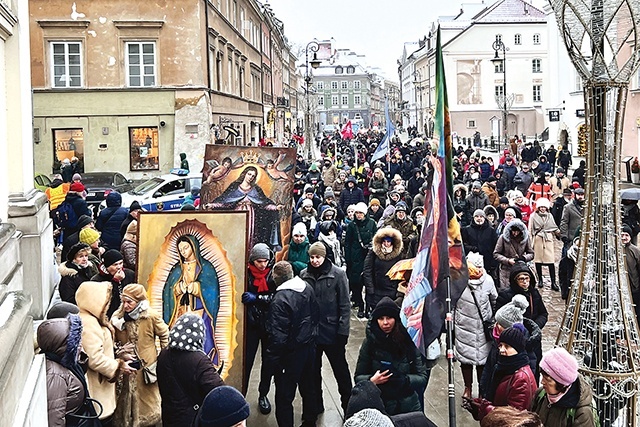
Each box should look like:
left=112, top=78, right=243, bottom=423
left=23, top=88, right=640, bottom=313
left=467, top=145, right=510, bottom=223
left=488, top=352, right=531, bottom=401
left=307, top=257, right=332, bottom=278
left=248, top=264, right=270, bottom=292
left=112, top=300, right=149, bottom=330
left=529, top=211, right=557, bottom=237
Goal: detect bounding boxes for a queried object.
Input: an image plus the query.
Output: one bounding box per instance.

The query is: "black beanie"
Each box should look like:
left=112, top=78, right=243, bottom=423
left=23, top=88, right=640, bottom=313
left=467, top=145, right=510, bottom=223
left=622, top=224, right=633, bottom=235
left=345, top=379, right=388, bottom=419
left=499, top=324, right=527, bottom=353
left=76, top=215, right=94, bottom=230
left=129, top=200, right=143, bottom=212
left=370, top=297, right=400, bottom=321
left=67, top=242, right=90, bottom=263
left=195, top=386, right=250, bottom=427
left=46, top=302, right=80, bottom=319
left=102, top=249, right=123, bottom=267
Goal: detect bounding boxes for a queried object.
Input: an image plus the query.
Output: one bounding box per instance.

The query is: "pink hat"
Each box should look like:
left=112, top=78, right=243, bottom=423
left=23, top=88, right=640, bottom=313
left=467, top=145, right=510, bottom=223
left=540, top=348, right=579, bottom=386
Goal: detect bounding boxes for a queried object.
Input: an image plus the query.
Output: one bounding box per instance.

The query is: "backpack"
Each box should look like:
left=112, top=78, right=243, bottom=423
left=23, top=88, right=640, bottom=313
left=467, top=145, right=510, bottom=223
left=54, top=201, right=79, bottom=230
left=533, top=388, right=600, bottom=427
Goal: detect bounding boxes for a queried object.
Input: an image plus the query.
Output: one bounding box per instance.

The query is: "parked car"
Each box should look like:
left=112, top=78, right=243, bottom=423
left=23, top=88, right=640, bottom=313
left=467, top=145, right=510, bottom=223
left=34, top=173, right=52, bottom=192
left=82, top=172, right=134, bottom=214
left=100, top=171, right=202, bottom=212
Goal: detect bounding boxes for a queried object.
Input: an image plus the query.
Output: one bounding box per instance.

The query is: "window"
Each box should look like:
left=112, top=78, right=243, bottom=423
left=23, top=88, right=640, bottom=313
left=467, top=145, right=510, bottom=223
left=494, top=60, right=504, bottom=73
left=354, top=80, right=361, bottom=89
left=228, top=54, right=233, bottom=92
left=126, top=42, right=156, bottom=87
left=232, top=1, right=237, bottom=27
left=240, top=7, right=246, bottom=37
left=335, top=66, right=343, bottom=74
left=533, top=33, right=540, bottom=45
left=341, top=81, right=348, bottom=89
left=318, top=96, right=324, bottom=106
left=316, top=81, right=324, bottom=90
left=129, top=127, right=159, bottom=171
left=495, top=85, right=504, bottom=97
left=331, top=95, right=339, bottom=106
left=331, top=81, right=338, bottom=90
left=51, top=42, right=82, bottom=88
left=514, top=34, right=521, bottom=45
left=467, top=120, right=476, bottom=128
left=159, top=179, right=186, bottom=196
left=533, top=84, right=542, bottom=102
left=354, top=94, right=361, bottom=105
left=496, top=34, right=502, bottom=43
left=53, top=129, right=84, bottom=170
left=532, top=59, right=541, bottom=73
left=341, top=95, right=348, bottom=106
left=347, top=66, right=355, bottom=74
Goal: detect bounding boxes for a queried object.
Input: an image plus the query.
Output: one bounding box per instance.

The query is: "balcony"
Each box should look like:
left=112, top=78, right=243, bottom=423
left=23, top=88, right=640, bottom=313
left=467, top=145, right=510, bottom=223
left=276, top=96, right=289, bottom=108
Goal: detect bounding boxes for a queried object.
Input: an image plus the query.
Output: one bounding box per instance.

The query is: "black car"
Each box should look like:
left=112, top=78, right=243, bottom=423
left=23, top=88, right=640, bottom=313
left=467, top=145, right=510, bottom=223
left=81, top=172, right=134, bottom=214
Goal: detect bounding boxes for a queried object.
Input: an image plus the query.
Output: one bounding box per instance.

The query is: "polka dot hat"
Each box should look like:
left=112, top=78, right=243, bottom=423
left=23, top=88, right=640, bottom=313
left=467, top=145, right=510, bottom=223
left=168, top=313, right=205, bottom=352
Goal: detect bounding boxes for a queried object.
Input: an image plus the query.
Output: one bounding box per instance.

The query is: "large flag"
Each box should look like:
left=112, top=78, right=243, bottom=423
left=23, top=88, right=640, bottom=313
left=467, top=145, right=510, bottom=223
left=371, top=99, right=395, bottom=162
left=340, top=120, right=353, bottom=140
left=401, top=27, right=468, bottom=355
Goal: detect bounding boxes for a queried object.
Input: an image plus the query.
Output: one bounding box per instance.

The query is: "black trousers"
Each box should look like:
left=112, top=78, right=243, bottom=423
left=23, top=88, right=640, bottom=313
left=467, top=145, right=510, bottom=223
left=313, top=342, right=353, bottom=414
left=244, top=325, right=274, bottom=396
left=274, top=345, right=317, bottom=427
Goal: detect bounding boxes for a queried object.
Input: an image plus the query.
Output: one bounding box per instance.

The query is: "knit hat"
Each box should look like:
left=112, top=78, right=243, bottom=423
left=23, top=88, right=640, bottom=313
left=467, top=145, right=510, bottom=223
left=308, top=241, right=327, bottom=257
left=67, top=242, right=90, bottom=263
left=69, top=182, right=85, bottom=193
left=345, top=380, right=388, bottom=419
left=344, top=409, right=394, bottom=427
left=324, top=187, right=335, bottom=199
left=395, top=201, right=408, bottom=212
left=472, top=181, right=482, bottom=189
left=504, top=208, right=517, bottom=217
left=46, top=301, right=80, bottom=319
left=301, top=198, right=313, bottom=208
left=76, top=215, right=94, bottom=230
left=540, top=348, right=579, bottom=387
left=129, top=201, right=143, bottom=212
left=574, top=187, right=585, bottom=195
left=249, top=243, right=271, bottom=263
left=195, top=386, right=250, bottom=427
left=79, top=228, right=100, bottom=246
left=499, top=323, right=527, bottom=353
left=371, top=297, right=400, bottom=321
left=121, top=284, right=147, bottom=303
left=473, top=209, right=486, bottom=218
left=102, top=249, right=123, bottom=267
left=499, top=197, right=509, bottom=204
left=495, top=294, right=529, bottom=328
left=354, top=202, right=368, bottom=214
left=369, top=198, right=381, bottom=207
left=168, top=313, right=205, bottom=352
left=556, top=167, right=565, bottom=174
left=292, top=222, right=308, bottom=237
left=181, top=203, right=196, bottom=211
left=622, top=224, right=633, bottom=235
left=535, top=197, right=551, bottom=209
left=467, top=251, right=484, bottom=269
left=304, top=186, right=315, bottom=194
left=72, top=173, right=82, bottom=181
left=563, top=188, right=573, bottom=196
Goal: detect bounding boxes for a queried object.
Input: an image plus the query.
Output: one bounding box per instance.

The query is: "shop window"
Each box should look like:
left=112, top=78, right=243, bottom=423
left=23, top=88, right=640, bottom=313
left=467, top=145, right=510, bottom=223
left=53, top=129, right=84, bottom=173
left=129, top=127, right=159, bottom=171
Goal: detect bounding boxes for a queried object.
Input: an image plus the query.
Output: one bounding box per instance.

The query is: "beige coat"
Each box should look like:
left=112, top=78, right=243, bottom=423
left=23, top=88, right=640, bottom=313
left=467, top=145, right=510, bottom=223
left=76, top=281, right=125, bottom=419
left=528, top=211, right=559, bottom=264
left=112, top=304, right=169, bottom=427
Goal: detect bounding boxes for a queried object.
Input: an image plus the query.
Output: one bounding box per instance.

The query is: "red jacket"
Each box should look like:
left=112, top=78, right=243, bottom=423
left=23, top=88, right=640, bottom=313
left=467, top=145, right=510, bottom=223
left=479, top=364, right=537, bottom=419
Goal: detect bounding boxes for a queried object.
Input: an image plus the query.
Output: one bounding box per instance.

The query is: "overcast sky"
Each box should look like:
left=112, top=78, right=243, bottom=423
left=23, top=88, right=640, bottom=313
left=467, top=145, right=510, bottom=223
left=267, top=0, right=462, bottom=79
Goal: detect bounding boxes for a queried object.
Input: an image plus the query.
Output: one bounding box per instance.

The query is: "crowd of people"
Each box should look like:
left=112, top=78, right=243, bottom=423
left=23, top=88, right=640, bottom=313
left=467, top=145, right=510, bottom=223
left=39, top=134, right=622, bottom=426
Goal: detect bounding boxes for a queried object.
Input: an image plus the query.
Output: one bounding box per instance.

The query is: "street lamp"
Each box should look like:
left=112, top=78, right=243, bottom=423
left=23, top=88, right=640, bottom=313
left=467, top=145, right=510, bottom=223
left=304, top=40, right=321, bottom=159
left=413, top=70, right=424, bottom=136
left=491, top=35, right=510, bottom=150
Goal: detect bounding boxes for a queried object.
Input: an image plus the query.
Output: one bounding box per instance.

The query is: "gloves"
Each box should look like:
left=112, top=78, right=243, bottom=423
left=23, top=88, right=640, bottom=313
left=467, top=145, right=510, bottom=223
left=241, top=292, right=257, bottom=304
left=336, top=334, right=349, bottom=347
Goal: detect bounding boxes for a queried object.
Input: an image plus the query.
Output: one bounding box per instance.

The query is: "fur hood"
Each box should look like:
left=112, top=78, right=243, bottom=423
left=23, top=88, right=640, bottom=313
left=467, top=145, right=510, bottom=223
left=297, top=206, right=317, bottom=218
left=502, top=219, right=529, bottom=243
left=454, top=183, right=468, bottom=199
left=58, top=261, right=81, bottom=277
left=320, top=207, right=336, bottom=221
left=76, top=281, right=113, bottom=328
left=372, top=227, right=403, bottom=260
left=37, top=314, right=83, bottom=367
left=483, top=205, right=499, bottom=219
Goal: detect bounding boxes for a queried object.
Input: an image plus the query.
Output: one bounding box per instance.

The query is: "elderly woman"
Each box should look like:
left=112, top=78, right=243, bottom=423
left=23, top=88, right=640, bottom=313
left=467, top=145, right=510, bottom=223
left=354, top=297, right=429, bottom=416
left=528, top=198, right=560, bottom=291
left=112, top=284, right=169, bottom=427
left=493, top=219, right=534, bottom=290
left=530, top=348, right=596, bottom=426
left=454, top=252, right=498, bottom=400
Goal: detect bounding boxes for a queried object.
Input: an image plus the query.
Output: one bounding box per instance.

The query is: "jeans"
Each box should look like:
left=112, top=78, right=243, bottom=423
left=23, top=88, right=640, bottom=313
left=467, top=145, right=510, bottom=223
left=244, top=325, right=274, bottom=396
left=313, top=342, right=353, bottom=414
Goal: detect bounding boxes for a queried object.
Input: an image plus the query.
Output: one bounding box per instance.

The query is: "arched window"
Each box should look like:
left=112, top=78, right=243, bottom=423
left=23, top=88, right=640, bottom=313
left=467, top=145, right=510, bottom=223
left=335, top=66, right=343, bottom=74
left=533, top=33, right=541, bottom=45
left=514, top=34, right=521, bottom=45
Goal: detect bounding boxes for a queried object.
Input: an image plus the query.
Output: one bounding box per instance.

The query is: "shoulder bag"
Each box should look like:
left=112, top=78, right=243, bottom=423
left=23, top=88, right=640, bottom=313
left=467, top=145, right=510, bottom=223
left=469, top=287, right=494, bottom=342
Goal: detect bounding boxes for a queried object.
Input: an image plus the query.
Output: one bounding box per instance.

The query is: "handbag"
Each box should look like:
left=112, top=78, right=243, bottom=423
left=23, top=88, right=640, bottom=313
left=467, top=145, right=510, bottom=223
left=66, top=398, right=103, bottom=427
left=355, top=225, right=372, bottom=251
left=469, top=286, right=494, bottom=342
left=143, top=361, right=158, bottom=384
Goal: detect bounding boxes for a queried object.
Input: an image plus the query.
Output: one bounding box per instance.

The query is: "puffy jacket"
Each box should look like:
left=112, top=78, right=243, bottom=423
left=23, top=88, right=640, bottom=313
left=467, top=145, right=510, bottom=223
left=462, top=221, right=498, bottom=272
left=479, top=354, right=537, bottom=419
left=368, top=176, right=389, bottom=200
left=245, top=266, right=276, bottom=331
left=265, top=277, right=318, bottom=361
left=493, top=220, right=534, bottom=289
left=339, top=176, right=365, bottom=212
left=58, top=260, right=98, bottom=306
left=96, top=192, right=129, bottom=250
left=382, top=216, right=417, bottom=259
left=300, top=260, right=350, bottom=345
left=286, top=238, right=310, bottom=275
left=362, top=228, right=403, bottom=308
left=530, top=376, right=597, bottom=427
left=157, top=348, right=224, bottom=427
left=63, top=192, right=92, bottom=232
left=495, top=264, right=549, bottom=330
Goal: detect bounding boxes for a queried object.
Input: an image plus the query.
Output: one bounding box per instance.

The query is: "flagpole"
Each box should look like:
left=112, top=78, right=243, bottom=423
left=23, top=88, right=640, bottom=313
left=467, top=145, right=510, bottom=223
left=445, top=276, right=456, bottom=427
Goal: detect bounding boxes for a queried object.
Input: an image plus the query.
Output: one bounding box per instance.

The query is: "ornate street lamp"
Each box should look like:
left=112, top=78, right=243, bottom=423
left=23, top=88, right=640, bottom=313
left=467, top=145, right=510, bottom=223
left=549, top=0, right=640, bottom=425
left=303, top=40, right=321, bottom=159
left=491, top=36, right=512, bottom=150
left=413, top=69, right=424, bottom=136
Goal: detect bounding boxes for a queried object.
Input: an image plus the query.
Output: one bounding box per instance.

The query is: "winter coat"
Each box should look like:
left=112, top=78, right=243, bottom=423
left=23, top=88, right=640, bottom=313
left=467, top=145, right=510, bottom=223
left=406, top=173, right=424, bottom=198
left=76, top=281, right=126, bottom=419
left=112, top=304, right=169, bottom=427
left=495, top=266, right=549, bottom=330
left=39, top=317, right=85, bottom=427
left=363, top=228, right=403, bottom=308
left=157, top=347, right=224, bottom=427
left=528, top=211, right=559, bottom=264
left=549, top=175, right=571, bottom=200
left=559, top=200, right=584, bottom=242
left=493, top=220, right=534, bottom=289
left=479, top=354, right=537, bottom=419
left=300, top=260, right=350, bottom=345
left=91, top=267, right=136, bottom=319
left=63, top=192, right=92, bottom=232
left=479, top=162, right=492, bottom=181
left=624, top=242, right=640, bottom=293
left=96, top=192, right=129, bottom=250
left=121, top=239, right=137, bottom=271
left=321, top=164, right=339, bottom=189
left=513, top=171, right=533, bottom=194
left=297, top=206, right=318, bottom=237
left=482, top=183, right=500, bottom=207
left=368, top=176, right=389, bottom=201
left=462, top=221, right=498, bottom=272
left=453, top=184, right=472, bottom=227
left=265, top=276, right=318, bottom=363
left=552, top=196, right=570, bottom=227
left=339, top=177, right=365, bottom=212
left=383, top=216, right=417, bottom=259
left=344, top=215, right=377, bottom=285
left=466, top=191, right=490, bottom=212
left=245, top=267, right=276, bottom=331
left=530, top=376, right=597, bottom=427
left=58, top=260, right=98, bottom=306
left=454, top=273, right=497, bottom=365
left=354, top=321, right=428, bottom=415
left=286, top=238, right=310, bottom=275
left=318, top=231, right=344, bottom=267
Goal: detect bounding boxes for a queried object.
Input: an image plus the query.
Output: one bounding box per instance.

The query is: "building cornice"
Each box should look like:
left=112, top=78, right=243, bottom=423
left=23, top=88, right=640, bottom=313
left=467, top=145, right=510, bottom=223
left=113, top=20, right=164, bottom=28
left=37, top=19, right=90, bottom=28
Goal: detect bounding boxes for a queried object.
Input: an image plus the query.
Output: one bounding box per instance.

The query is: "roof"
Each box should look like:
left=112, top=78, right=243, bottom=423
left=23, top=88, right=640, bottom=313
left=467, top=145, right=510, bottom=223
left=473, top=0, right=546, bottom=23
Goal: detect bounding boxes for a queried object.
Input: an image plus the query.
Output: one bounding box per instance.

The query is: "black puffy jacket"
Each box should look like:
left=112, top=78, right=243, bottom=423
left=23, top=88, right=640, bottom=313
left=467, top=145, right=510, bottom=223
left=461, top=221, right=498, bottom=271
left=96, top=192, right=129, bottom=250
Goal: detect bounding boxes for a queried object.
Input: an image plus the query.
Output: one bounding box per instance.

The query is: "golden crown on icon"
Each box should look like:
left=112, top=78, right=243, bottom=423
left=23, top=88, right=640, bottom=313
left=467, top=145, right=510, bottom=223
left=240, top=150, right=260, bottom=164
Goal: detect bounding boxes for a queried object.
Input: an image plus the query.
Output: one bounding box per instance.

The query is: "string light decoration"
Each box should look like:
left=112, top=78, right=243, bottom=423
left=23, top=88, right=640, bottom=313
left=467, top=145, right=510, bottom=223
left=549, top=0, right=640, bottom=425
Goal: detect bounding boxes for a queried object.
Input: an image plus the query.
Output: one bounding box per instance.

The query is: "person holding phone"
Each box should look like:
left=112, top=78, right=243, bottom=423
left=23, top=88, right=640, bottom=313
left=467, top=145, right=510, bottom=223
left=354, top=297, right=429, bottom=415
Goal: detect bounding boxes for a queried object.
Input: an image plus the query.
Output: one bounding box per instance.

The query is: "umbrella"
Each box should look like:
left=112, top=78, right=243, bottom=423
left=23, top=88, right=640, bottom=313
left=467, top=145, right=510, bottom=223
left=621, top=188, right=640, bottom=201
left=386, top=257, right=415, bottom=281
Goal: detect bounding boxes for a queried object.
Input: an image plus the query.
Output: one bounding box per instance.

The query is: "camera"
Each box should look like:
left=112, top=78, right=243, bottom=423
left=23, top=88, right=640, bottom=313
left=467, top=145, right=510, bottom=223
left=160, top=120, right=166, bottom=127
left=129, top=359, right=142, bottom=370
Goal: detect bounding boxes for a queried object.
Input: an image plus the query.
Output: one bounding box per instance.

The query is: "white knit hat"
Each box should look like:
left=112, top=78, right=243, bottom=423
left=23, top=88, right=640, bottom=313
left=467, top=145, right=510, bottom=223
left=292, top=222, right=307, bottom=237
left=344, top=409, right=394, bottom=427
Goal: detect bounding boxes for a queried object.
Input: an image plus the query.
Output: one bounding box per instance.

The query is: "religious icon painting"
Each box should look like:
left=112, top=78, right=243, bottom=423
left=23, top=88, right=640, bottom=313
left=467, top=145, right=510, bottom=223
left=200, top=145, right=296, bottom=260
left=136, top=211, right=248, bottom=390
